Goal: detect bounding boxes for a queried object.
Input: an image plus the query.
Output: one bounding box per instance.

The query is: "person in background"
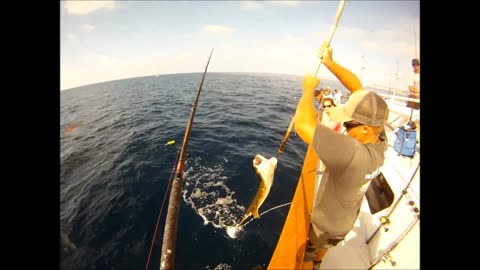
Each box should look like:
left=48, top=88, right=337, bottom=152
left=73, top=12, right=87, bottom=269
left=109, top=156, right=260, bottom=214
left=314, top=88, right=334, bottom=105
left=407, top=58, right=420, bottom=110
left=314, top=89, right=322, bottom=102
left=406, top=58, right=420, bottom=143
left=313, top=89, right=323, bottom=112
left=333, top=89, right=343, bottom=105
left=322, top=87, right=334, bottom=100
left=293, top=42, right=389, bottom=269
left=318, top=98, right=340, bottom=133
left=316, top=97, right=341, bottom=173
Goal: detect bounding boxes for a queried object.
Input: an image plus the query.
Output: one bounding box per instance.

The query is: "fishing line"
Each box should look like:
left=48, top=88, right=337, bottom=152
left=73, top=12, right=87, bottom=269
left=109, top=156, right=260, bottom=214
left=241, top=202, right=292, bottom=227
left=145, top=149, right=180, bottom=270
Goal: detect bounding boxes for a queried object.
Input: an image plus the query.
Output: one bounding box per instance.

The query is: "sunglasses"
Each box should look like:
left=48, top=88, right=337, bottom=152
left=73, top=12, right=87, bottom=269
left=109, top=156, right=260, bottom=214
left=323, top=104, right=332, bottom=108
left=343, top=121, right=363, bottom=130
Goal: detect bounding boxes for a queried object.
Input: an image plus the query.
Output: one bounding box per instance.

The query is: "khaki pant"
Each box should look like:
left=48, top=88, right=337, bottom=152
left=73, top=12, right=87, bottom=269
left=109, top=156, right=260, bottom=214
left=304, top=224, right=347, bottom=262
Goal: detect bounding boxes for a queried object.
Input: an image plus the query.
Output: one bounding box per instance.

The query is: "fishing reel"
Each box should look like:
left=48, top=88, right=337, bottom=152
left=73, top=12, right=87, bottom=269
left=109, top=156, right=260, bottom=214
left=379, top=216, right=391, bottom=232
left=380, top=253, right=397, bottom=267
left=404, top=191, right=420, bottom=215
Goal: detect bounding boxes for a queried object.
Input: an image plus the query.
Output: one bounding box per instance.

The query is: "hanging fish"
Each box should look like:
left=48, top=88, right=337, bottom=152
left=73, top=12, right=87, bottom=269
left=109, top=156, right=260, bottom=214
left=237, top=154, right=278, bottom=226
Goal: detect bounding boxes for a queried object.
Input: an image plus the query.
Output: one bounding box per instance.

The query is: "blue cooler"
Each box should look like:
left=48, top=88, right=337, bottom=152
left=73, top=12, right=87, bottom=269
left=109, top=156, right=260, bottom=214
left=394, top=125, right=417, bottom=158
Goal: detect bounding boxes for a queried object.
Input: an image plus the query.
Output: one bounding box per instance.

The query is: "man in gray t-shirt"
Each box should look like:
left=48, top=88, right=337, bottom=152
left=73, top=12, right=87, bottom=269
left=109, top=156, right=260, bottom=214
left=293, top=42, right=389, bottom=267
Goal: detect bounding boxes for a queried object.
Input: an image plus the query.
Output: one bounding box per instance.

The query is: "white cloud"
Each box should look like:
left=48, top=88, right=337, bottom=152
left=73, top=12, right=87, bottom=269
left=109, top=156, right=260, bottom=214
left=61, top=52, right=201, bottom=90
left=81, top=24, right=96, bottom=32
left=243, top=1, right=263, bottom=10
left=248, top=38, right=268, bottom=48
left=65, top=1, right=115, bottom=16
left=360, top=40, right=381, bottom=52
left=98, top=55, right=116, bottom=66
left=204, top=25, right=236, bottom=34
left=266, top=1, right=300, bottom=7
left=62, top=54, right=119, bottom=90
left=337, top=26, right=366, bottom=40
left=61, top=13, right=419, bottom=91
left=278, top=34, right=306, bottom=47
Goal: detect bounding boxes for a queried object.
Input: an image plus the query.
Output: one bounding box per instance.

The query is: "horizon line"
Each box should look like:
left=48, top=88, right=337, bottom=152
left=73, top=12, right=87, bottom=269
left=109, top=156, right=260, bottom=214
left=61, top=71, right=400, bottom=92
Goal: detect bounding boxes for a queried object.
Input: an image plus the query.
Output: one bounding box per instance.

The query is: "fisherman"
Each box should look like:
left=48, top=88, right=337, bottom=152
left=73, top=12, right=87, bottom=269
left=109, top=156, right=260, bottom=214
left=293, top=42, right=389, bottom=269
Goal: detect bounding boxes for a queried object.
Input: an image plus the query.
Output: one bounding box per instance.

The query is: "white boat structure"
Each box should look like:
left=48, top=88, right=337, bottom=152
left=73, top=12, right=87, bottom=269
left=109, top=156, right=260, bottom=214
left=315, top=94, right=420, bottom=269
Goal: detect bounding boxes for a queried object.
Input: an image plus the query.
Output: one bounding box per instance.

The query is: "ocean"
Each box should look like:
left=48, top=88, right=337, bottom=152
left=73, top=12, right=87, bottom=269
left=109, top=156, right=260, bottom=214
left=60, top=72, right=400, bottom=270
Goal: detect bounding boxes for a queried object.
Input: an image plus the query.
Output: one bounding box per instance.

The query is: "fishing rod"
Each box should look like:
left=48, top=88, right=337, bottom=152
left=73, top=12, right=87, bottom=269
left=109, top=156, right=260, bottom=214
left=368, top=214, right=420, bottom=270
left=159, top=48, right=214, bottom=270
left=365, top=163, right=419, bottom=245
left=276, top=0, right=346, bottom=157
left=313, top=0, right=346, bottom=77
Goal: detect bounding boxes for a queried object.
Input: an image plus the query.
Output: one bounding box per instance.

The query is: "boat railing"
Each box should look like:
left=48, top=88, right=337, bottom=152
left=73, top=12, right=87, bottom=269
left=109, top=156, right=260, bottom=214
left=379, top=94, right=419, bottom=103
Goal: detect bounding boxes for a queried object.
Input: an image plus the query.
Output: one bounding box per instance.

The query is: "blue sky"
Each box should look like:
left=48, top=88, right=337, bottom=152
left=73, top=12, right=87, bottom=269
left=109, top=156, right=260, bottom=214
left=61, top=1, right=420, bottom=91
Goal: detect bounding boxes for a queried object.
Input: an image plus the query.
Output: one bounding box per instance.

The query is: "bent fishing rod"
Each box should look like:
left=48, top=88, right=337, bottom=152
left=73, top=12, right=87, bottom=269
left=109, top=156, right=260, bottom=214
left=159, top=48, right=214, bottom=270
left=276, top=0, right=346, bottom=157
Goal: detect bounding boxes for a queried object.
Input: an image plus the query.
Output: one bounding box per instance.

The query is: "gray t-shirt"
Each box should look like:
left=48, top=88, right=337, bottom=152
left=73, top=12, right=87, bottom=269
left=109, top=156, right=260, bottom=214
left=311, top=124, right=387, bottom=236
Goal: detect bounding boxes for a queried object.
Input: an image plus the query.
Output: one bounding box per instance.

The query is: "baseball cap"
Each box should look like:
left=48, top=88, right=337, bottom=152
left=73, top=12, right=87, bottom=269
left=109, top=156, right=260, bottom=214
left=326, top=90, right=389, bottom=126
